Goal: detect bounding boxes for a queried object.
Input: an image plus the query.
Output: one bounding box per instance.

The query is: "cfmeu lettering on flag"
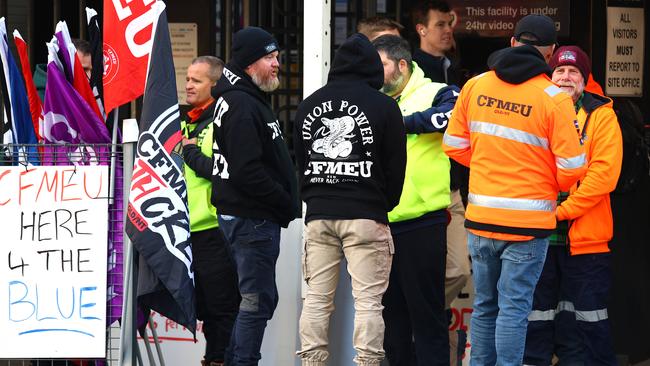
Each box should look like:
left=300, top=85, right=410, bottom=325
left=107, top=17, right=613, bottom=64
left=128, top=131, right=188, bottom=234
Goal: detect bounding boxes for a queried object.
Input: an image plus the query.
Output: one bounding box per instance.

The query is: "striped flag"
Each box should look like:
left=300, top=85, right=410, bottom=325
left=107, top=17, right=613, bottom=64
left=13, top=30, right=43, bottom=142
left=0, top=18, right=39, bottom=164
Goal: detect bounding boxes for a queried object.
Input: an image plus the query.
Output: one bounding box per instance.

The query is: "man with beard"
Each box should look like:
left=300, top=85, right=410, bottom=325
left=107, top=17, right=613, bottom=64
left=210, top=26, right=300, bottom=366
left=524, top=46, right=622, bottom=366
left=181, top=56, right=240, bottom=366
left=372, top=34, right=459, bottom=366
left=442, top=15, right=585, bottom=365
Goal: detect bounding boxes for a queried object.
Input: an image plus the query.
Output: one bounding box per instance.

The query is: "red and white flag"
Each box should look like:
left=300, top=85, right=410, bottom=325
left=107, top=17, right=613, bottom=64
left=103, top=0, right=157, bottom=114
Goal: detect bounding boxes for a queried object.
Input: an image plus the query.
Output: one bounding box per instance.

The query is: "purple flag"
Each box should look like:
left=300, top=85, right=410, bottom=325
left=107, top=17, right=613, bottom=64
left=54, top=22, right=76, bottom=83
left=43, top=42, right=123, bottom=325
left=43, top=61, right=109, bottom=145
left=107, top=167, right=124, bottom=326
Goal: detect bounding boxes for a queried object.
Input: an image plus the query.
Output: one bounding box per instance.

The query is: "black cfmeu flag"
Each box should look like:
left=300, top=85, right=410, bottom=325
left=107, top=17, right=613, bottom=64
left=85, top=7, right=108, bottom=129
left=85, top=7, right=104, bottom=109
left=125, top=1, right=195, bottom=334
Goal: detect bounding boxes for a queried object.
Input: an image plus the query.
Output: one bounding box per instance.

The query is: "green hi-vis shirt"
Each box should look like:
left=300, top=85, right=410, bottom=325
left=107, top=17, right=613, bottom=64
left=388, top=62, right=451, bottom=223
left=182, top=119, right=218, bottom=232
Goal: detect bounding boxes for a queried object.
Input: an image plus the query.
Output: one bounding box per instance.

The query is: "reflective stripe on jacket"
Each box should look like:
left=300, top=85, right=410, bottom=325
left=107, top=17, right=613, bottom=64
left=557, top=92, right=623, bottom=255
left=443, top=71, right=586, bottom=237
left=388, top=62, right=451, bottom=223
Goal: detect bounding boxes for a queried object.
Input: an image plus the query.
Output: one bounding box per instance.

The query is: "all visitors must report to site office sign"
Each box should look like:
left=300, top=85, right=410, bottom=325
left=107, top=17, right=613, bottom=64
left=606, top=0, right=645, bottom=97
left=449, top=0, right=570, bottom=38
left=0, top=166, right=109, bottom=358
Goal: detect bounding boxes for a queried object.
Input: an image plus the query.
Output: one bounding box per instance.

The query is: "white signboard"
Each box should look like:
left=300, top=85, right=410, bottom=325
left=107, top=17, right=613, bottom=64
left=606, top=6, right=644, bottom=96
left=136, top=312, right=205, bottom=366
left=170, top=23, right=198, bottom=106
left=0, top=166, right=109, bottom=358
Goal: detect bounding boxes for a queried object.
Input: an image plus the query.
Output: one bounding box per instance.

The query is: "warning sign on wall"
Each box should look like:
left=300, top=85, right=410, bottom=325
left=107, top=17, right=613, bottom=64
left=449, top=0, right=570, bottom=38
left=606, top=6, right=644, bottom=96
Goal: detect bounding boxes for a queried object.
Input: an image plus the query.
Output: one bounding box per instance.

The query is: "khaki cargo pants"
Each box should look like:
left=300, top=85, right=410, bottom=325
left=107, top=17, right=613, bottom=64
left=297, top=219, right=394, bottom=366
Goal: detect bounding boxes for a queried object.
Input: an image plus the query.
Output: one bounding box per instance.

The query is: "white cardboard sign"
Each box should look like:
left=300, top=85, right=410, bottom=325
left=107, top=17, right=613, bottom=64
left=0, top=166, right=109, bottom=358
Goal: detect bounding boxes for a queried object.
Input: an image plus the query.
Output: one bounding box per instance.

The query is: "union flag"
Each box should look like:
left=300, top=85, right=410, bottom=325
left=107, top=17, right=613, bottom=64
left=103, top=0, right=157, bottom=113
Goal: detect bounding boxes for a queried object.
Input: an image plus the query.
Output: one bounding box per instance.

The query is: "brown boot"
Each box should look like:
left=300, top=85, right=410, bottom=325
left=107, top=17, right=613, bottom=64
left=201, top=360, right=224, bottom=366
left=209, top=363, right=224, bottom=366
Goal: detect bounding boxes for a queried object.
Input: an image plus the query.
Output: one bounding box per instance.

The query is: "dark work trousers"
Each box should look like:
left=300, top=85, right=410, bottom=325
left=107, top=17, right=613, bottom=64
left=524, top=246, right=617, bottom=366
left=218, top=215, right=281, bottom=366
left=192, top=227, right=240, bottom=363
left=383, top=222, right=449, bottom=366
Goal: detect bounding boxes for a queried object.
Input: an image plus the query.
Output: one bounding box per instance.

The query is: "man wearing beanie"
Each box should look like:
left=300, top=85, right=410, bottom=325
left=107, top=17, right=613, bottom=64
left=524, top=46, right=622, bottom=366
left=210, top=26, right=300, bottom=366
left=443, top=15, right=586, bottom=365
left=294, top=33, right=407, bottom=366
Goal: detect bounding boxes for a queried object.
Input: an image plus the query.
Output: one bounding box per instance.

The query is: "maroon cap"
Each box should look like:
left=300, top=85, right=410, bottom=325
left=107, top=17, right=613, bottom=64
left=549, top=46, right=591, bottom=81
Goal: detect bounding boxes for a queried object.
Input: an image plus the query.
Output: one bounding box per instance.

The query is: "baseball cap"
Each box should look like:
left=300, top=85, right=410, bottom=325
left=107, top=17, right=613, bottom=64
left=514, top=15, right=557, bottom=46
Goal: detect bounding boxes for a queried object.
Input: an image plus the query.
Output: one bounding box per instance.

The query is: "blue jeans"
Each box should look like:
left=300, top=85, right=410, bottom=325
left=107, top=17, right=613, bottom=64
left=218, top=215, right=281, bottom=366
left=467, top=231, right=548, bottom=366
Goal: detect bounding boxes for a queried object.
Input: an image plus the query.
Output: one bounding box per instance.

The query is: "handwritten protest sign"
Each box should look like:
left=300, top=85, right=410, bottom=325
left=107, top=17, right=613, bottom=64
left=0, top=166, right=108, bottom=358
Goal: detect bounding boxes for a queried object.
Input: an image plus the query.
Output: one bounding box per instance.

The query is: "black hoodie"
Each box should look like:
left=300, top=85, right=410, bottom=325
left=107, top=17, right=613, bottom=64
left=293, top=33, right=407, bottom=224
left=210, top=62, right=299, bottom=227
left=487, top=44, right=552, bottom=84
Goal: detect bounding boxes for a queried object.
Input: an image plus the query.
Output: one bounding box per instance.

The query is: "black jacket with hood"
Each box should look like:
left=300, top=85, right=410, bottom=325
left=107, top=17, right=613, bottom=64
left=210, top=62, right=299, bottom=228
left=487, top=44, right=552, bottom=84
left=293, top=33, right=407, bottom=224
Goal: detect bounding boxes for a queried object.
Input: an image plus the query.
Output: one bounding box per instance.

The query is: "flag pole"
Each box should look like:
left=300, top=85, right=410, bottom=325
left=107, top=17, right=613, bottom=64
left=120, top=115, right=139, bottom=366
left=109, top=110, right=118, bottom=205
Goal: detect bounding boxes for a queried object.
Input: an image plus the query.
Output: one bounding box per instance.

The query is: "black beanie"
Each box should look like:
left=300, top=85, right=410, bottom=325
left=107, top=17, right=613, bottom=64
left=232, top=27, right=279, bottom=68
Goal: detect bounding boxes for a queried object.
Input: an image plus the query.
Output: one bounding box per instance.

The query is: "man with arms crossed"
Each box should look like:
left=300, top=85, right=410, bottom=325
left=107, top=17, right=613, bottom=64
left=182, top=56, right=239, bottom=366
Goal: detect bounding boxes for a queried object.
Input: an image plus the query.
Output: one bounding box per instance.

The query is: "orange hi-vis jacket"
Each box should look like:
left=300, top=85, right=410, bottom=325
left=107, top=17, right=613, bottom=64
left=443, top=65, right=586, bottom=238
left=558, top=92, right=623, bottom=255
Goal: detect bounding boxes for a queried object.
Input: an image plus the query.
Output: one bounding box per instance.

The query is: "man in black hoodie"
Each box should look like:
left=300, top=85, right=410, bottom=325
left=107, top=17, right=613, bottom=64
left=210, top=26, right=300, bottom=366
left=294, top=33, right=407, bottom=366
